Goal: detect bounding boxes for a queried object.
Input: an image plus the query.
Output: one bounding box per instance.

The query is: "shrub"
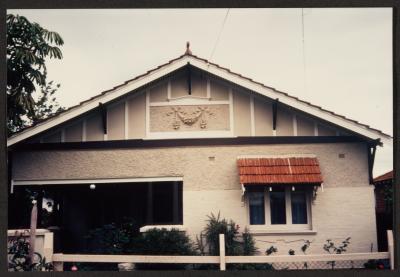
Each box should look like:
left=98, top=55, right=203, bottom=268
left=85, top=218, right=140, bottom=254
left=197, top=212, right=273, bottom=270
left=85, top=219, right=197, bottom=270
left=8, top=232, right=52, bottom=271
left=131, top=228, right=197, bottom=270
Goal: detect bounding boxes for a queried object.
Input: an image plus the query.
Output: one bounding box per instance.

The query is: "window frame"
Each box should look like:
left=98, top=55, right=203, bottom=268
left=246, top=186, right=313, bottom=231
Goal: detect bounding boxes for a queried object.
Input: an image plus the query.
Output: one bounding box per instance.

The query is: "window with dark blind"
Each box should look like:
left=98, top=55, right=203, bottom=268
left=270, top=189, right=287, bottom=225
left=291, top=190, right=308, bottom=224
left=248, top=191, right=265, bottom=225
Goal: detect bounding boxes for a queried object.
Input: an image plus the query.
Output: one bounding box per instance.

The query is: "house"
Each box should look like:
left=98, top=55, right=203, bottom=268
left=373, top=170, right=394, bottom=251
left=7, top=44, right=392, bottom=256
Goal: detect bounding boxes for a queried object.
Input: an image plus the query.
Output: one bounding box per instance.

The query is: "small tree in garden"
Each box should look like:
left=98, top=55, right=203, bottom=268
left=323, top=237, right=351, bottom=269
left=197, top=212, right=274, bottom=270
left=201, top=212, right=243, bottom=255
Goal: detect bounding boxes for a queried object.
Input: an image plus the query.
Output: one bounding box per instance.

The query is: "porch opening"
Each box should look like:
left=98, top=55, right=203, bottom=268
left=8, top=181, right=183, bottom=253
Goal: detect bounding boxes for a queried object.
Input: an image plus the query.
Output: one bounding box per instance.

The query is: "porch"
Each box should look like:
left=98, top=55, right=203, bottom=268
left=8, top=177, right=183, bottom=254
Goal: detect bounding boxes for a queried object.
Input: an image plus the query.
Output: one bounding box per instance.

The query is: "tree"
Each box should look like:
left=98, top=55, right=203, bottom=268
left=7, top=14, right=64, bottom=135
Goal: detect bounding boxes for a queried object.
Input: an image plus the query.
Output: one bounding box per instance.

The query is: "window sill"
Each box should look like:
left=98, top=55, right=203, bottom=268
left=139, top=225, right=187, bottom=233
left=246, top=227, right=317, bottom=236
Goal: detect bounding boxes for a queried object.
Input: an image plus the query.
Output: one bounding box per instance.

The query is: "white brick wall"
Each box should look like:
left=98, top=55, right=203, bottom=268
left=184, top=187, right=377, bottom=255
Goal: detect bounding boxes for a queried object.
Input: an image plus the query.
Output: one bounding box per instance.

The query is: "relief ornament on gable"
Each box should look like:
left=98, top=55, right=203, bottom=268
left=166, top=106, right=215, bottom=130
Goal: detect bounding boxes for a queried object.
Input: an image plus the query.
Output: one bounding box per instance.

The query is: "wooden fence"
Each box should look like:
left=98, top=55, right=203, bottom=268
left=52, top=231, right=395, bottom=271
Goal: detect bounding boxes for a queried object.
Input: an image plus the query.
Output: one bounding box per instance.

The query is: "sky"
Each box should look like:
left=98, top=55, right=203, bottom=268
left=9, top=8, right=393, bottom=176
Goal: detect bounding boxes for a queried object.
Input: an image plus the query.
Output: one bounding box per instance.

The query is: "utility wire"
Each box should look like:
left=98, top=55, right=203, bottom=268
left=301, top=8, right=307, bottom=96
left=208, top=8, right=230, bottom=63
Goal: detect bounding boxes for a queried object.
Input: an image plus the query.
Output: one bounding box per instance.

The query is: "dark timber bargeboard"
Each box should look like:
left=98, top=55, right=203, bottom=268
left=10, top=136, right=379, bottom=152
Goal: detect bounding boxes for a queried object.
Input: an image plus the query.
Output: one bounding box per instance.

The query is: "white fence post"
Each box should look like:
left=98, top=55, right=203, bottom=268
left=43, top=232, right=54, bottom=263
left=219, top=234, right=226, bottom=271
left=387, top=230, right=394, bottom=270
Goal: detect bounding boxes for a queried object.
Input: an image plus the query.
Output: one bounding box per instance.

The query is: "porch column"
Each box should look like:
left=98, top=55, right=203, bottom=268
left=146, top=182, right=153, bottom=224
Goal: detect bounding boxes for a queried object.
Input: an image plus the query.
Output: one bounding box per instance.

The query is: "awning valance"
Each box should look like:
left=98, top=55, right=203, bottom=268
left=237, top=156, right=323, bottom=185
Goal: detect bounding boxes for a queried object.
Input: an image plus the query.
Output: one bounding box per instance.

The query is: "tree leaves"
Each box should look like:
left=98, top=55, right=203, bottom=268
left=7, top=13, right=64, bottom=135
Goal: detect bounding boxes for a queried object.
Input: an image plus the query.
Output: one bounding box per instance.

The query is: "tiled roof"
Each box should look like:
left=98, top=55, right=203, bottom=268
left=8, top=52, right=392, bottom=143
left=373, top=170, right=393, bottom=184
left=237, top=157, right=323, bottom=185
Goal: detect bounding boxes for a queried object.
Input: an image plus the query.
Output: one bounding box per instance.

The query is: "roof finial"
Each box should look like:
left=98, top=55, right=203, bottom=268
left=185, top=41, right=192, bottom=55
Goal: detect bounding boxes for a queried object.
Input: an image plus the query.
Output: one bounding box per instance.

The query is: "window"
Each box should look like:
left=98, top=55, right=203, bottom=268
left=247, top=186, right=312, bottom=229
left=291, top=190, right=308, bottom=224
left=249, top=192, right=265, bottom=225
left=270, top=188, right=287, bottom=224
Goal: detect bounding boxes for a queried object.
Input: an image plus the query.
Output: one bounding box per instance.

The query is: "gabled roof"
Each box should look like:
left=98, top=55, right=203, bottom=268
left=7, top=52, right=392, bottom=147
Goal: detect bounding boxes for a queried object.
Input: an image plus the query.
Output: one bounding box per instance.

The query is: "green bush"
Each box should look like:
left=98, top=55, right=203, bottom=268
left=197, top=212, right=274, bottom=270
left=85, top=221, right=197, bottom=270
left=85, top=218, right=140, bottom=254
left=131, top=228, right=197, bottom=270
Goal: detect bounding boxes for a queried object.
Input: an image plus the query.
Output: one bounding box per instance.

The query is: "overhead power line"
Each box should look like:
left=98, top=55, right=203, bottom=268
left=301, top=8, right=307, bottom=96
left=208, top=8, right=230, bottom=62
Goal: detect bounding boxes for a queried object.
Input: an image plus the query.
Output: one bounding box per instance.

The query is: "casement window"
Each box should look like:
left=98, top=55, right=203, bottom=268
left=247, top=186, right=312, bottom=230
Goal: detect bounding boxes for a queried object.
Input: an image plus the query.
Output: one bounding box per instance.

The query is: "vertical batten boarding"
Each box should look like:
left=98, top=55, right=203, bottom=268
left=82, top=120, right=87, bottom=142
left=293, top=114, right=298, bottom=136
left=206, top=79, right=211, bottom=98
left=167, top=79, right=171, bottom=100
left=145, top=90, right=150, bottom=137
left=124, top=101, right=129, bottom=139
left=219, top=234, right=226, bottom=271
left=61, top=129, right=65, bottom=143
left=314, top=122, right=319, bottom=136
left=250, top=95, right=255, bottom=136
left=229, top=89, right=234, bottom=135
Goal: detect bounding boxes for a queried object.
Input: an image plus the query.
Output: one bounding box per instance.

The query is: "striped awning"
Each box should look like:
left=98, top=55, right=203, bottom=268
left=237, top=156, right=323, bottom=185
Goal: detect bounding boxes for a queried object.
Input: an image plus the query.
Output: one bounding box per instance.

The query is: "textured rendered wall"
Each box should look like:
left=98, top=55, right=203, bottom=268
left=12, top=142, right=376, bottom=254
left=13, top=142, right=369, bottom=187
